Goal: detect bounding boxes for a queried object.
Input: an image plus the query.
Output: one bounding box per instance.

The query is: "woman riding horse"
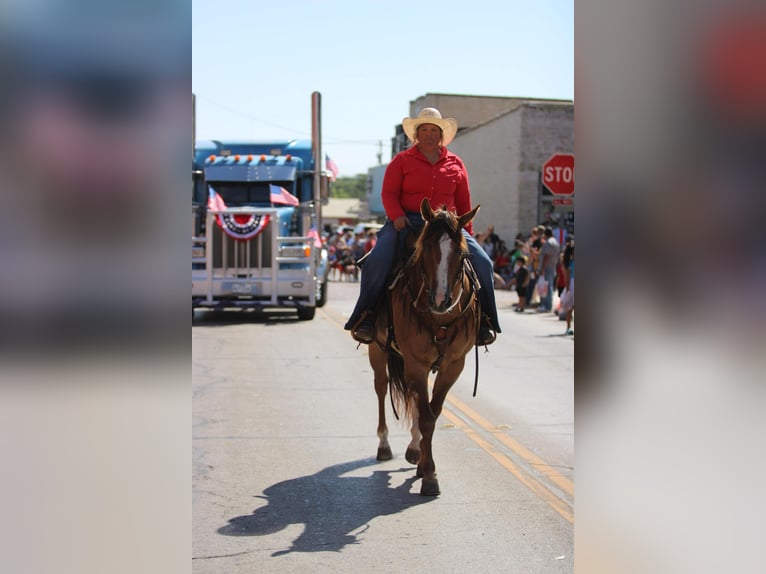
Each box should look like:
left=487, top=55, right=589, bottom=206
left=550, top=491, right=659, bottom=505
left=344, top=107, right=501, bottom=346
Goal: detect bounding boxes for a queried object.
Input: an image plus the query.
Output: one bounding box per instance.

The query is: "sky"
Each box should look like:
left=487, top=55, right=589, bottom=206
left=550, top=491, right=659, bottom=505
left=192, top=0, right=573, bottom=177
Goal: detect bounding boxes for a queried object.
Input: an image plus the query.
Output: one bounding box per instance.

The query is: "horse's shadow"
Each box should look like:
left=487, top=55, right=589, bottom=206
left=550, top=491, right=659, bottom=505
left=217, top=458, right=433, bottom=556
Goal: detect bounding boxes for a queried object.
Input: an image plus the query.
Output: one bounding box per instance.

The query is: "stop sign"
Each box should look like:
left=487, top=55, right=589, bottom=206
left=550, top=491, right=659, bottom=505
left=542, top=153, right=574, bottom=196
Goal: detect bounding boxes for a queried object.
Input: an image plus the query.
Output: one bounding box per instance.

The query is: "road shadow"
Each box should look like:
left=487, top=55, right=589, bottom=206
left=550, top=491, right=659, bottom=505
left=536, top=333, right=574, bottom=339
left=192, top=308, right=302, bottom=327
left=217, top=457, right=433, bottom=556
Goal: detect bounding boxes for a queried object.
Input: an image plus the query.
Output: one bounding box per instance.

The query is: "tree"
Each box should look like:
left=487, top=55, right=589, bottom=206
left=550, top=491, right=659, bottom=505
left=330, top=174, right=367, bottom=199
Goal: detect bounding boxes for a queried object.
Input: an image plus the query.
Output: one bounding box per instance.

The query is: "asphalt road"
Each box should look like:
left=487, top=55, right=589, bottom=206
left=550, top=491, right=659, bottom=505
left=193, top=280, right=574, bottom=573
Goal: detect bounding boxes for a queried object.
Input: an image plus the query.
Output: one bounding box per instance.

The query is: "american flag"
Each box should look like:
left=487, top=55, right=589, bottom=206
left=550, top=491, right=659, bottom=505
left=207, top=188, right=227, bottom=213
left=307, top=227, right=323, bottom=248
left=269, top=184, right=300, bottom=206
left=325, top=154, right=339, bottom=182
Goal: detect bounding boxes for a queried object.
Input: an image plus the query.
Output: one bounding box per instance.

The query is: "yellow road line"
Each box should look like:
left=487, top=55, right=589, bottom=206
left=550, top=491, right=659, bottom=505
left=441, top=407, right=574, bottom=524
left=320, top=304, right=350, bottom=330
left=445, top=393, right=574, bottom=498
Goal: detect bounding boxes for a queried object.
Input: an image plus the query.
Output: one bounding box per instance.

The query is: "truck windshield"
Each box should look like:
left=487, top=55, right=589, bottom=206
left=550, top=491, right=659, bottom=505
left=210, top=182, right=292, bottom=206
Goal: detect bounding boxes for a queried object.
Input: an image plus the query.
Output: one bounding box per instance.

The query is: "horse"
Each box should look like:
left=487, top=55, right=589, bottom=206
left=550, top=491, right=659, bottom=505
left=368, top=198, right=481, bottom=496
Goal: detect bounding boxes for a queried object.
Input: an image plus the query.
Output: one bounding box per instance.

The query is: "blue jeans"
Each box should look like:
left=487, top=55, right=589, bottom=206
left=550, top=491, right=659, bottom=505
left=540, top=267, right=555, bottom=311
left=344, top=213, right=501, bottom=332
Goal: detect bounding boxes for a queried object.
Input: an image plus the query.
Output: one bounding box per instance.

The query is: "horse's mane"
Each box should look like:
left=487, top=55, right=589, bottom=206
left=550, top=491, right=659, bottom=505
left=413, top=207, right=468, bottom=263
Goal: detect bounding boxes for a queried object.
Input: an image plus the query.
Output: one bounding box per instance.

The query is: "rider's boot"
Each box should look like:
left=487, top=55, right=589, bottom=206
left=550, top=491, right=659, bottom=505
left=352, top=311, right=376, bottom=344
left=477, top=314, right=497, bottom=346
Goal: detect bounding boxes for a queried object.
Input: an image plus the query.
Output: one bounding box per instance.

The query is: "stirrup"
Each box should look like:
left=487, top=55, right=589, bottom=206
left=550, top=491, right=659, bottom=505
left=352, top=314, right=376, bottom=344
left=476, top=317, right=496, bottom=346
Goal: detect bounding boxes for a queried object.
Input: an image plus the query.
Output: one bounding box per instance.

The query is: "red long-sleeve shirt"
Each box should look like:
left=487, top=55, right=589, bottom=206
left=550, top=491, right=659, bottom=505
left=381, top=145, right=474, bottom=235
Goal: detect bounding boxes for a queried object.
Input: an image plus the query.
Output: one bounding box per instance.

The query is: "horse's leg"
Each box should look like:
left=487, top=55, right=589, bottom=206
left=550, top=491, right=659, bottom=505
left=405, top=401, right=420, bottom=466
left=369, top=342, right=392, bottom=461
left=408, top=372, right=440, bottom=496
left=429, top=357, right=466, bottom=420
left=418, top=357, right=468, bottom=495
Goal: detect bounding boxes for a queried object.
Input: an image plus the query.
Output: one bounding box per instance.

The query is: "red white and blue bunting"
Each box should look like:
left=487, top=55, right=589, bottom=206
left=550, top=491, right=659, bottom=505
left=208, top=189, right=270, bottom=241
left=218, top=212, right=270, bottom=241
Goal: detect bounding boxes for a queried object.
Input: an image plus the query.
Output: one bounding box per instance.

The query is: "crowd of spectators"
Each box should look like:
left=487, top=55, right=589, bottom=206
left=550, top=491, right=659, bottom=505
left=475, top=223, right=574, bottom=334
left=325, top=229, right=377, bottom=282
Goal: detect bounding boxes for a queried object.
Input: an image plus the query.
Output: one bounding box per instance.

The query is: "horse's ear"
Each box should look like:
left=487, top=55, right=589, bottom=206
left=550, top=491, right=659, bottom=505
left=458, top=204, right=480, bottom=230
left=420, top=197, right=435, bottom=222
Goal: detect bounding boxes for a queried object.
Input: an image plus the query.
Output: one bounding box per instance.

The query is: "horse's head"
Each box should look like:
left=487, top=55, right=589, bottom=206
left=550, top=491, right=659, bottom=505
left=413, top=198, right=480, bottom=314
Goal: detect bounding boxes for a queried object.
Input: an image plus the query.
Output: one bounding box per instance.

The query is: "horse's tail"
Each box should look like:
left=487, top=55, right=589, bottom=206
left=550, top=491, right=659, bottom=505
left=387, top=351, right=415, bottom=422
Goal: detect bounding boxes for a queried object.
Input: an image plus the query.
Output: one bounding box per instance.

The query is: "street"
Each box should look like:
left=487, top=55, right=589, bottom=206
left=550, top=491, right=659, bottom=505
left=193, top=280, right=574, bottom=573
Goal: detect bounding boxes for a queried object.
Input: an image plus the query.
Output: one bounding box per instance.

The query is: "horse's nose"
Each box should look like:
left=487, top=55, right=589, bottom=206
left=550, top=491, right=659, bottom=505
left=432, top=292, right=451, bottom=312
left=441, top=296, right=452, bottom=311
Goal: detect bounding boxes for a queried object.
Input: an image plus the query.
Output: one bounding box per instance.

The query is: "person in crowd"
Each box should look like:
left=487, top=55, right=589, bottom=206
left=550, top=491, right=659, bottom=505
left=493, top=241, right=513, bottom=285
left=351, top=232, right=365, bottom=258
left=525, top=226, right=543, bottom=307
left=510, top=239, right=524, bottom=267
left=552, top=217, right=568, bottom=246
left=348, top=232, right=366, bottom=281
left=556, top=252, right=568, bottom=298
left=485, top=224, right=500, bottom=255
left=344, top=107, right=501, bottom=346
left=561, top=239, right=574, bottom=334
left=537, top=226, right=561, bottom=312
left=363, top=229, right=377, bottom=254
left=506, top=254, right=530, bottom=312
left=479, top=230, right=495, bottom=258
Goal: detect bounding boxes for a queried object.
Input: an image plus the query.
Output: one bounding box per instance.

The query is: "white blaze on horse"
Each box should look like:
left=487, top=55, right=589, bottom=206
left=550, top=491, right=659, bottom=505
left=368, top=198, right=481, bottom=496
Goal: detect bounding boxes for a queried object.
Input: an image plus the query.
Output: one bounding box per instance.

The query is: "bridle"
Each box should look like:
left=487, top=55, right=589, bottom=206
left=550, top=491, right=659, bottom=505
left=407, top=255, right=473, bottom=319
left=391, top=222, right=480, bottom=370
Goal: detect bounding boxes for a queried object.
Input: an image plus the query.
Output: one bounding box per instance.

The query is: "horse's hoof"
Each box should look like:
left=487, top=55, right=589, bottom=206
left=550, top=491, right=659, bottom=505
left=377, top=446, right=393, bottom=461
left=405, top=447, right=420, bottom=465
left=420, top=477, right=440, bottom=496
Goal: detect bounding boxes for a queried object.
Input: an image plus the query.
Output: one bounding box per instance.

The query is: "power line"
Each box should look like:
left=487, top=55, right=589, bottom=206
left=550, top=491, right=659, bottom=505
left=194, top=95, right=309, bottom=135
left=324, top=138, right=382, bottom=146
left=196, top=94, right=384, bottom=146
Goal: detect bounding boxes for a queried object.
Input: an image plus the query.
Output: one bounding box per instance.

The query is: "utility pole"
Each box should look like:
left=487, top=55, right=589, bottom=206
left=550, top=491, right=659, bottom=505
left=376, top=140, right=383, bottom=165
left=192, top=93, right=196, bottom=160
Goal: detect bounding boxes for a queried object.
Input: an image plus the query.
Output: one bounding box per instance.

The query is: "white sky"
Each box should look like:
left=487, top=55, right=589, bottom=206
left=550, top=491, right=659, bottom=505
left=192, top=0, right=573, bottom=176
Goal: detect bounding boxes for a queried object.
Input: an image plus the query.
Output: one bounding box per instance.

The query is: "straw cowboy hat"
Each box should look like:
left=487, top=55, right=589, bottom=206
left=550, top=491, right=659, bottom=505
left=402, top=108, right=458, bottom=146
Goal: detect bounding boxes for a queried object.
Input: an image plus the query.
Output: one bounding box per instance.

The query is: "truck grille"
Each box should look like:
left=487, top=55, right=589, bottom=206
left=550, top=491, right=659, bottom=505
left=211, top=223, right=273, bottom=272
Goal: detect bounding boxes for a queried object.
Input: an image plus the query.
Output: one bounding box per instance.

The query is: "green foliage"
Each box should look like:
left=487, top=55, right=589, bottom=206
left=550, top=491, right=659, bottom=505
left=330, top=174, right=367, bottom=199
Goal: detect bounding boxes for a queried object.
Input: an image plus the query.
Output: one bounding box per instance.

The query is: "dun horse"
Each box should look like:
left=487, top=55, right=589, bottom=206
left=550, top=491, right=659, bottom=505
left=369, top=198, right=481, bottom=496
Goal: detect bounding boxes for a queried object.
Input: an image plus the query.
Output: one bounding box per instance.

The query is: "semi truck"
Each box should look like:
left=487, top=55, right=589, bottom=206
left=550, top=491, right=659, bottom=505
left=192, top=92, right=330, bottom=320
